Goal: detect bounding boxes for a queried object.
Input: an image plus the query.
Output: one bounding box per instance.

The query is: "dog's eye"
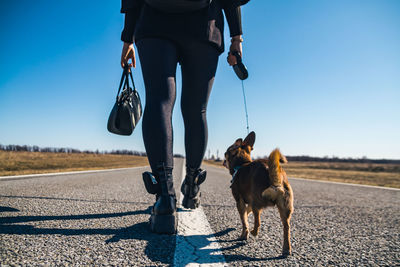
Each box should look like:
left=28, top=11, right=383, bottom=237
left=228, top=150, right=238, bottom=157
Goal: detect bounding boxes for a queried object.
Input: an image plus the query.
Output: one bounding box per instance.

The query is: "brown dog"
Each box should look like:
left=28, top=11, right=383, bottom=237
left=223, top=131, right=294, bottom=256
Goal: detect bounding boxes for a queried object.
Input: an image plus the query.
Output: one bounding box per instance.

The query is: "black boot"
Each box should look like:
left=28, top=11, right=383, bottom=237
left=181, top=167, right=207, bottom=209
left=142, top=167, right=177, bottom=234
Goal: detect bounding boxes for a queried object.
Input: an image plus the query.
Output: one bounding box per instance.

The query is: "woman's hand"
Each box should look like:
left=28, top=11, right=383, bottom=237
left=227, top=35, right=243, bottom=66
left=121, top=42, right=136, bottom=69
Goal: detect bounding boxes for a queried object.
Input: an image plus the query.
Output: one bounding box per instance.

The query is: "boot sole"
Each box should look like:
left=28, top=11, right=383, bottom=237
left=182, top=197, right=200, bottom=209
left=150, top=213, right=177, bottom=234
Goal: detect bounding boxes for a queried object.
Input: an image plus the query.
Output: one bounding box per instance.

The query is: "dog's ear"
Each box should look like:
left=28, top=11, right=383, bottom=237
left=243, top=131, right=256, bottom=149
left=234, top=138, right=243, bottom=147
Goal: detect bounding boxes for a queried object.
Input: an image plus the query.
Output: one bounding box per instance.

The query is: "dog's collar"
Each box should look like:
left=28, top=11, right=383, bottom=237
left=230, top=166, right=242, bottom=188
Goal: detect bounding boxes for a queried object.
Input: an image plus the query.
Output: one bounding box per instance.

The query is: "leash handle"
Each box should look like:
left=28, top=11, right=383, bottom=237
left=232, top=51, right=249, bottom=80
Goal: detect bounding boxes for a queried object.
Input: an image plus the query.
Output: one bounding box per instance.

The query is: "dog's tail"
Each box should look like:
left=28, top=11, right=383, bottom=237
left=268, top=148, right=287, bottom=186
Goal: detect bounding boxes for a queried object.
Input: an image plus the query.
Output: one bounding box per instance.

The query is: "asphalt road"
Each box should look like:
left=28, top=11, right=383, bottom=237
left=1, top=158, right=399, bottom=266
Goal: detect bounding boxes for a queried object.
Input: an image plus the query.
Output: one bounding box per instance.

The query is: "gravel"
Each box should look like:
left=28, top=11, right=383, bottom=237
left=1, top=159, right=399, bottom=266
left=0, top=166, right=180, bottom=266
left=201, top=166, right=400, bottom=266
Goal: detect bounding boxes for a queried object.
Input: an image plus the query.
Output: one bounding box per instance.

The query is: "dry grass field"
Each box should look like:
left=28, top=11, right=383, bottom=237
left=0, top=151, right=148, bottom=176
left=204, top=160, right=400, bottom=189
left=2, top=151, right=399, bottom=189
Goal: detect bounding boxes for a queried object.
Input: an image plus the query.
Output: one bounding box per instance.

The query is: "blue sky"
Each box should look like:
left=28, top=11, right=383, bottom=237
left=0, top=0, right=399, bottom=159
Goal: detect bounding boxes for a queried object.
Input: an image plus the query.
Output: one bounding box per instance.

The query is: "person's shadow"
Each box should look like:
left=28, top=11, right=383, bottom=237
left=0, top=200, right=175, bottom=264
left=0, top=197, right=285, bottom=265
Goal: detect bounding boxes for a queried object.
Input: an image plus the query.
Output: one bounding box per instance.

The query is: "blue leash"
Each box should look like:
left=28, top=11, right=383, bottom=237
left=241, top=80, right=250, bottom=135
left=231, top=51, right=250, bottom=134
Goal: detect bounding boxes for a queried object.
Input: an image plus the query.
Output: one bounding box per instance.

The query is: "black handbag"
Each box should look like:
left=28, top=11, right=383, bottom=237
left=107, top=66, right=142, bottom=136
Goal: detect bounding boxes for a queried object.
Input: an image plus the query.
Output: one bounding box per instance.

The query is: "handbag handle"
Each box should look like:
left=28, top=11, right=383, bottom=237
left=116, top=65, right=128, bottom=100
left=129, top=71, right=136, bottom=92
left=116, top=65, right=137, bottom=99
left=125, top=66, right=130, bottom=92
left=125, top=67, right=137, bottom=93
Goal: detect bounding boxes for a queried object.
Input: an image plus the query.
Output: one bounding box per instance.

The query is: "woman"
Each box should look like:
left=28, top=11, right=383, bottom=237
left=120, top=0, right=247, bottom=234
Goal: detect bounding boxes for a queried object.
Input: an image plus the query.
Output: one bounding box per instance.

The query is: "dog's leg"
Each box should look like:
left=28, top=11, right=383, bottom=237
left=246, top=205, right=252, bottom=216
left=236, top=198, right=249, bottom=240
left=277, top=202, right=293, bottom=256
left=250, top=207, right=261, bottom=237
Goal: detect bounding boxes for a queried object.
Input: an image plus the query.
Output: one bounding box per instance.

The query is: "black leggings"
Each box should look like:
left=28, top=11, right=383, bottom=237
left=136, top=38, right=219, bottom=172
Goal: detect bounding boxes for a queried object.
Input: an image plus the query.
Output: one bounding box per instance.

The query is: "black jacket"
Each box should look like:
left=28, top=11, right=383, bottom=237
left=121, top=0, right=246, bottom=53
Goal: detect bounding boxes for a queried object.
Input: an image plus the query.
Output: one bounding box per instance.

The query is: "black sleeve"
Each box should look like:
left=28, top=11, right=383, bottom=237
left=221, top=0, right=243, bottom=37
left=121, top=0, right=144, bottom=43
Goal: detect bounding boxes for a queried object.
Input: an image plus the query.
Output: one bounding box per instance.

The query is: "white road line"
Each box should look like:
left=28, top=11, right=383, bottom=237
left=174, top=161, right=228, bottom=267
left=204, top=165, right=400, bottom=191
left=203, top=165, right=400, bottom=191
left=289, top=176, right=400, bottom=191
left=0, top=166, right=147, bottom=180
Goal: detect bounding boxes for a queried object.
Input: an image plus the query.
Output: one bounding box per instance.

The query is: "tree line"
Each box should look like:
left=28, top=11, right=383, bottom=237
left=0, top=144, right=147, bottom=156
left=0, top=144, right=396, bottom=163
left=286, top=156, right=399, bottom=164
left=0, top=144, right=186, bottom=158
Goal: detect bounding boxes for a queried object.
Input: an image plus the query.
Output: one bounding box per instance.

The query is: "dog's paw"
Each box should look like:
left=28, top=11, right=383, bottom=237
left=281, top=249, right=291, bottom=258
left=238, top=230, right=249, bottom=240
left=238, top=235, right=248, bottom=241
left=250, top=229, right=259, bottom=237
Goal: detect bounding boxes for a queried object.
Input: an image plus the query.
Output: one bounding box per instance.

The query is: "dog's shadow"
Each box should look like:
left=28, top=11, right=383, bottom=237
left=174, top=226, right=287, bottom=264
left=0, top=198, right=287, bottom=265
left=202, top=231, right=288, bottom=263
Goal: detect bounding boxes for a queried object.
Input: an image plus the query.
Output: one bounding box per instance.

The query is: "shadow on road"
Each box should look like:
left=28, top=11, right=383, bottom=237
left=0, top=206, right=19, bottom=212
left=223, top=254, right=288, bottom=262
left=0, top=208, right=149, bottom=224
left=0, top=205, right=176, bottom=264
left=174, top=227, right=285, bottom=265
left=0, top=194, right=150, bottom=205
left=0, top=197, right=286, bottom=265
